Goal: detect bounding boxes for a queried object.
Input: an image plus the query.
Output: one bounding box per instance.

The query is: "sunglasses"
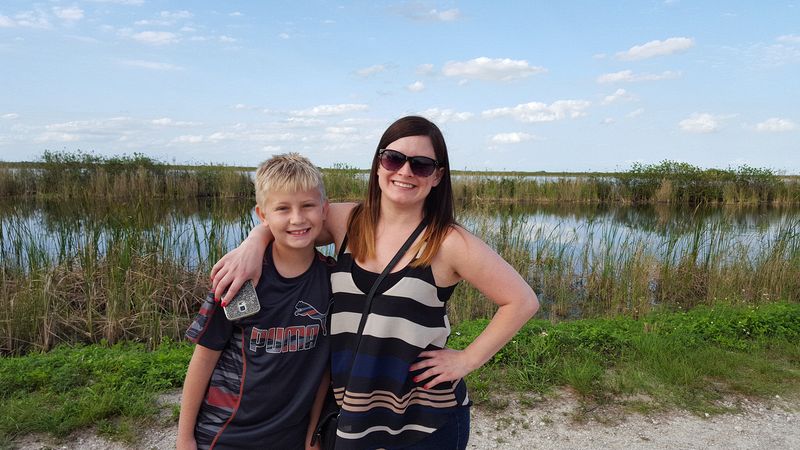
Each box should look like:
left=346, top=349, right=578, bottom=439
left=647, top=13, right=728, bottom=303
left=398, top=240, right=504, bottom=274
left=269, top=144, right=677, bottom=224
left=378, top=149, right=440, bottom=177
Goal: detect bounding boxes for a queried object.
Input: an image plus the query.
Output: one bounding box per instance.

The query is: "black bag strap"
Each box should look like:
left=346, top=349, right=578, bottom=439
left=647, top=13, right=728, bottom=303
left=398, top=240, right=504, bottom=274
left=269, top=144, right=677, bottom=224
left=353, top=218, right=428, bottom=339
left=337, top=235, right=349, bottom=260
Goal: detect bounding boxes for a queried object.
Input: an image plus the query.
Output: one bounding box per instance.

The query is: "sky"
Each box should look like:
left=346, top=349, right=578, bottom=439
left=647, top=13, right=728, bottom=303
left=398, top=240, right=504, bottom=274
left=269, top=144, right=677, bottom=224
left=1, top=1, right=799, bottom=173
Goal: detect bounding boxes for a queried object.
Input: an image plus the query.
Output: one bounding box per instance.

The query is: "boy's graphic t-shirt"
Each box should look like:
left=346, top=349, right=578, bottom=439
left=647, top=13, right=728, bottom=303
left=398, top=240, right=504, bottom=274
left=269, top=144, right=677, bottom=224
left=186, top=244, right=334, bottom=450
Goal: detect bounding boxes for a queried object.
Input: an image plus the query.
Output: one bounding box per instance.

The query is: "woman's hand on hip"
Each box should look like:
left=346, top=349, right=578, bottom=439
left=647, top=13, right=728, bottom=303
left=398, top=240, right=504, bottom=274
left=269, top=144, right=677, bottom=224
left=409, top=348, right=477, bottom=390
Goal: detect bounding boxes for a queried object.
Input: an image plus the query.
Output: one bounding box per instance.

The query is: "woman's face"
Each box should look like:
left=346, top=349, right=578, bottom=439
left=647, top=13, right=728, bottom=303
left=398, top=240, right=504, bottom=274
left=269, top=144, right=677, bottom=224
left=376, top=135, right=443, bottom=208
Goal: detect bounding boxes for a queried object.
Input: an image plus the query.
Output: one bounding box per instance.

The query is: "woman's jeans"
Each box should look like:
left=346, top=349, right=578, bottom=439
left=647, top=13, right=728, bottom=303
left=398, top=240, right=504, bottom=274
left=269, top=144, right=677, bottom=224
left=401, top=406, right=470, bottom=450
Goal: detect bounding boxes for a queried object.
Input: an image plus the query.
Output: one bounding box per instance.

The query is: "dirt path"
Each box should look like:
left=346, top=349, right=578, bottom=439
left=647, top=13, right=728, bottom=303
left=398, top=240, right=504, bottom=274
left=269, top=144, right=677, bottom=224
left=13, top=391, right=799, bottom=450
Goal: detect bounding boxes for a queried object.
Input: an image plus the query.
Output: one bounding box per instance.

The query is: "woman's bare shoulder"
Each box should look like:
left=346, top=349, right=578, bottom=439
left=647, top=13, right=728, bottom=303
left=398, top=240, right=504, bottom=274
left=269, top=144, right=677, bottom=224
left=327, top=202, right=358, bottom=247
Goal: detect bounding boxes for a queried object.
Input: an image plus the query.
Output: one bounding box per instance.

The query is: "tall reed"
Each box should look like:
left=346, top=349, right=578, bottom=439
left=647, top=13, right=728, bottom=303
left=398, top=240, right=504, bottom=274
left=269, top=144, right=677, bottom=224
left=3, top=206, right=798, bottom=354
left=0, top=201, right=254, bottom=355
left=448, top=210, right=800, bottom=324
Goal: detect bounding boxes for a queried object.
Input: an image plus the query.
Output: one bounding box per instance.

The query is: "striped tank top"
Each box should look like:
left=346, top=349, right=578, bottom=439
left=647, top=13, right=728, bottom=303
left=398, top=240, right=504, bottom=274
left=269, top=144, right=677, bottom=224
left=330, top=237, right=470, bottom=449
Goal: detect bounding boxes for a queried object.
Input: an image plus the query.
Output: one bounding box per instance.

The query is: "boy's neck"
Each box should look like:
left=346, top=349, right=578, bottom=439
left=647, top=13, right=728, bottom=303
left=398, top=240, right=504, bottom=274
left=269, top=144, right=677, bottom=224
left=271, top=242, right=316, bottom=279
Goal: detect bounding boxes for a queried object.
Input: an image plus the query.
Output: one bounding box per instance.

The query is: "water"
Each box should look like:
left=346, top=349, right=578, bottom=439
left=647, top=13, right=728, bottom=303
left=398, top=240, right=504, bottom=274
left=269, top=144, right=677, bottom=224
left=2, top=198, right=797, bottom=271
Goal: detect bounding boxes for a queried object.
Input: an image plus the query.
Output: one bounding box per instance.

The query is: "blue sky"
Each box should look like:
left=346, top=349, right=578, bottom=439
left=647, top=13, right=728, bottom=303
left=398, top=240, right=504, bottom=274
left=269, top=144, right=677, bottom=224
left=1, top=1, right=798, bottom=172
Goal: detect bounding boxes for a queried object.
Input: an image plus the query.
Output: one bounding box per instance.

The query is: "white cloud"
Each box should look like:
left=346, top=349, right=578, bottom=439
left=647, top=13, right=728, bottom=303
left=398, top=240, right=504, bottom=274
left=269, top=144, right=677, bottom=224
left=399, top=5, right=462, bottom=22
left=679, top=113, right=722, bottom=133
left=323, top=126, right=359, bottom=142
left=601, top=118, right=616, bottom=125
left=356, top=64, right=387, bottom=77
left=325, top=127, right=358, bottom=134
left=4, top=10, right=51, bottom=29
left=171, top=135, right=204, bottom=144
left=755, top=118, right=797, bottom=132
left=219, top=35, right=236, bottom=43
left=442, top=57, right=546, bottom=82
left=88, top=0, right=144, bottom=5
left=482, top=100, right=591, bottom=123
left=45, top=117, right=132, bottom=133
left=134, top=19, right=172, bottom=26
left=418, top=108, right=473, bottom=123
left=602, top=88, right=634, bottom=104
left=131, top=31, right=179, bottom=45
left=2, top=113, right=19, bottom=120
left=291, top=104, right=369, bottom=117
left=278, top=33, right=290, bottom=40
left=53, top=6, right=84, bottom=22
left=627, top=108, right=645, bottom=118
left=428, top=8, right=461, bottom=21
left=150, top=118, right=197, bottom=126
left=597, top=70, right=680, bottom=83
left=119, top=59, right=182, bottom=70
left=408, top=81, right=425, bottom=92
left=416, top=64, right=435, bottom=75
left=616, top=37, right=694, bottom=60
left=491, top=132, right=536, bottom=144
left=777, top=34, right=800, bottom=44
left=229, top=12, right=243, bottom=17
left=35, top=132, right=81, bottom=142
left=160, top=10, right=192, bottom=20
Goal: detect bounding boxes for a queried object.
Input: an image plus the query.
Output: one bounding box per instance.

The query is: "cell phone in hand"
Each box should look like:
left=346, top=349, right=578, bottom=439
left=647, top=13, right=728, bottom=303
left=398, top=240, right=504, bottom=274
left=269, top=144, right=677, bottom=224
left=223, top=280, right=261, bottom=320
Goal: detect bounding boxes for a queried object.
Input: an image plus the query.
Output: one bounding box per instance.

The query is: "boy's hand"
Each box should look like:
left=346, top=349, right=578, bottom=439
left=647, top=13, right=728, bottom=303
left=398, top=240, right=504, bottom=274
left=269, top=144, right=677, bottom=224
left=306, top=442, right=321, bottom=450
left=211, top=237, right=264, bottom=306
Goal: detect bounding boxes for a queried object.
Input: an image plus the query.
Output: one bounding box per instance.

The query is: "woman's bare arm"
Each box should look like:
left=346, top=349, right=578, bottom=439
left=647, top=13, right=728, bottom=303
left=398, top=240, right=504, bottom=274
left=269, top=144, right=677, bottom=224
left=409, top=226, right=539, bottom=388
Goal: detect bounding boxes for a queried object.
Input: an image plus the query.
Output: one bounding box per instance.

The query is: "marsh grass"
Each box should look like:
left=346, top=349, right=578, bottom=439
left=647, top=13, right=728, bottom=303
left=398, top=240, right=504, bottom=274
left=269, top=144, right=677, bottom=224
left=3, top=201, right=798, bottom=354
left=2, top=153, right=798, bottom=205
left=0, top=203, right=253, bottom=354
left=448, top=210, right=800, bottom=324
left=0, top=151, right=253, bottom=199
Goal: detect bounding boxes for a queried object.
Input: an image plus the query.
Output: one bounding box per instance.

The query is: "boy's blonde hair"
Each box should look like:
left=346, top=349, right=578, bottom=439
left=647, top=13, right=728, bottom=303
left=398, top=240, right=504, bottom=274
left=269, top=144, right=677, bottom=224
left=254, top=153, right=326, bottom=208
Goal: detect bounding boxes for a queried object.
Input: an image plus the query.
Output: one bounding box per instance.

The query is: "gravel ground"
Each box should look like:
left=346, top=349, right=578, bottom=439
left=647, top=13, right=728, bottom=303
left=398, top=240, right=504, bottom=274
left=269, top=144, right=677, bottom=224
left=12, top=390, right=799, bottom=450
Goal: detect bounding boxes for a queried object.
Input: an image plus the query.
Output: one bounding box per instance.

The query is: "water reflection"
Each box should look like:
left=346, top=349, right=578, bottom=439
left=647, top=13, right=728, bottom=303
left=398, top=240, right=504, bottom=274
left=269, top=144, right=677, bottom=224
left=2, top=198, right=797, bottom=270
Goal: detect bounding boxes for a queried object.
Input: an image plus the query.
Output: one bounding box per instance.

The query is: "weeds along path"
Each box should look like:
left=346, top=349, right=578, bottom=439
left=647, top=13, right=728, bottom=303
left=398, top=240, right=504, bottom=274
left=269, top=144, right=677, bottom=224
left=12, top=390, right=800, bottom=450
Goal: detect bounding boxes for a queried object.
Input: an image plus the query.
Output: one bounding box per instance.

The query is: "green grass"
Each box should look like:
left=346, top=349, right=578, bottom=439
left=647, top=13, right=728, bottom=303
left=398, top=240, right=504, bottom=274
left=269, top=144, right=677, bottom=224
left=0, top=339, right=191, bottom=443
left=449, top=302, right=800, bottom=415
left=1, top=303, right=798, bottom=444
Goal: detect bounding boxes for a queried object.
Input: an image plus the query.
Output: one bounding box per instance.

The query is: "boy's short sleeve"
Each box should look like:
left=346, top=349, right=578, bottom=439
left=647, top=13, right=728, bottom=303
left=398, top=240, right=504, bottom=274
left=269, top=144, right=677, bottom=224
left=185, top=293, right=232, bottom=350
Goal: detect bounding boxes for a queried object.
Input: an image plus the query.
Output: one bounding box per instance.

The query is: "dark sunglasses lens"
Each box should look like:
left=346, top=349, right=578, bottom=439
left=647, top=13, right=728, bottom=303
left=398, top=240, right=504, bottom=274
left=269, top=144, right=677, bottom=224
left=380, top=150, right=406, bottom=171
left=409, top=158, right=436, bottom=177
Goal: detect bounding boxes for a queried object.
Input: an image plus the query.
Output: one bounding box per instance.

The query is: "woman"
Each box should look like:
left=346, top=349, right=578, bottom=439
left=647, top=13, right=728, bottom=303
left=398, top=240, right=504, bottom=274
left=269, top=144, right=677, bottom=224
left=212, top=116, right=539, bottom=449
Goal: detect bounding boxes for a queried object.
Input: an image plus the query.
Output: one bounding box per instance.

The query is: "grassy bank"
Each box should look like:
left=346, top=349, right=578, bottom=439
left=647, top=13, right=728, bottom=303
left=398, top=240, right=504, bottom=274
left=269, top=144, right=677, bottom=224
left=2, top=152, right=799, bottom=204
left=1, top=303, right=798, bottom=444
left=0, top=151, right=253, bottom=199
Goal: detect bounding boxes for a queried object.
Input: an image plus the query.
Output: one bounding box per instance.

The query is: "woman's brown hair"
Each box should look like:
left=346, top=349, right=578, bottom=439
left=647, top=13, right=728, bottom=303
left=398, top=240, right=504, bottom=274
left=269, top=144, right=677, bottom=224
left=346, top=116, right=455, bottom=267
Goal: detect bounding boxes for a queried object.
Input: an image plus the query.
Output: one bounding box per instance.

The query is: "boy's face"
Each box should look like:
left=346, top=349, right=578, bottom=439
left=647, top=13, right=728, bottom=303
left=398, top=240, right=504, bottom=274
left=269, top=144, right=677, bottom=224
left=255, top=186, right=328, bottom=251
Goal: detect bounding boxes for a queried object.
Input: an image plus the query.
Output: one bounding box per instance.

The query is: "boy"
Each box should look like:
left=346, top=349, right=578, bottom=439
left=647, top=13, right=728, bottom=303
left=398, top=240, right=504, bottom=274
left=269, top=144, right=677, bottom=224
left=178, top=153, right=333, bottom=450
